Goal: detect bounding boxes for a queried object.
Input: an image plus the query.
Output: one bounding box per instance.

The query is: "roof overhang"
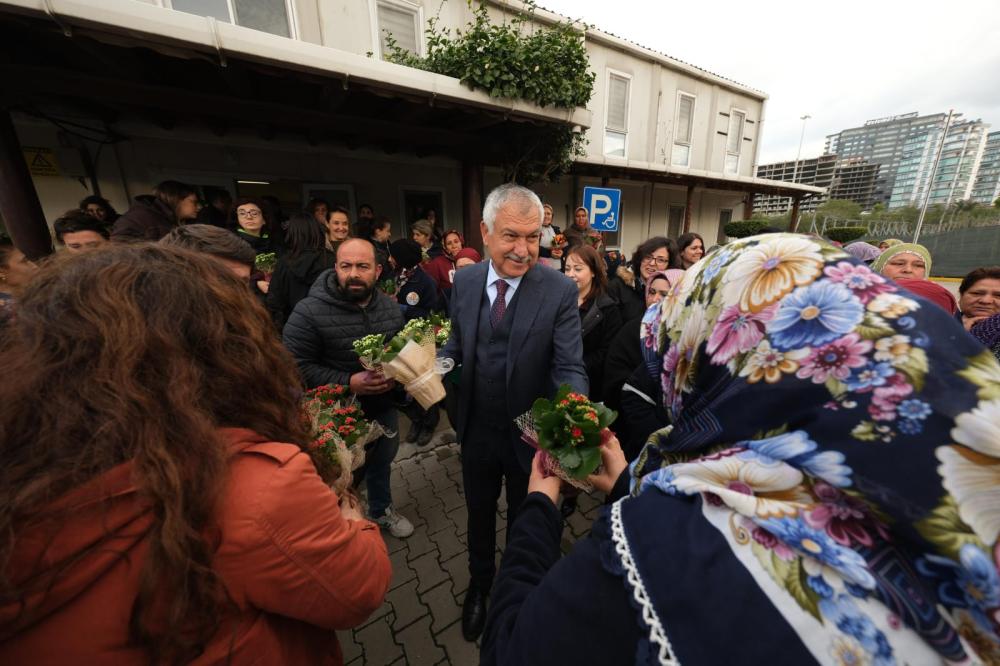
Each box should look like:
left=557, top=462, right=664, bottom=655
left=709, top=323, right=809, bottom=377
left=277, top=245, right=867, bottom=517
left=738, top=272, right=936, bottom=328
left=0, top=0, right=590, bottom=160
left=572, top=156, right=826, bottom=198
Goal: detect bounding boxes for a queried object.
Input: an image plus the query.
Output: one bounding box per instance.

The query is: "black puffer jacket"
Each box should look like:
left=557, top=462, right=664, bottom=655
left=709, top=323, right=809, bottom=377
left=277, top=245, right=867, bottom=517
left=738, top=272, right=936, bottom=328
left=111, top=195, right=177, bottom=242
left=267, top=249, right=337, bottom=330
left=283, top=270, right=404, bottom=415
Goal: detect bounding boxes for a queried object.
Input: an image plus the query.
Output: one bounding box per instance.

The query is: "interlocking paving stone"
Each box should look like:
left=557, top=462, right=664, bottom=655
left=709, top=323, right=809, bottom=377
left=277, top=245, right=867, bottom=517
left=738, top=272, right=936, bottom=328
left=402, top=527, right=436, bottom=561
left=388, top=548, right=416, bottom=590
left=410, top=550, right=449, bottom=594
left=355, top=616, right=403, bottom=665
left=337, top=630, right=363, bottom=663
left=439, top=551, right=470, bottom=597
left=447, top=504, right=469, bottom=537
left=428, top=524, right=465, bottom=561
left=387, top=579, right=428, bottom=631
left=421, top=580, right=463, bottom=634
left=435, top=619, right=481, bottom=665
left=397, top=615, right=446, bottom=665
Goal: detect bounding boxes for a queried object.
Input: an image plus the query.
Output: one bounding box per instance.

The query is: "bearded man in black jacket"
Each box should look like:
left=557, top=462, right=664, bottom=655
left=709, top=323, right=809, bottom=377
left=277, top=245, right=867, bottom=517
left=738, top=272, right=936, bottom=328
left=283, top=238, right=414, bottom=538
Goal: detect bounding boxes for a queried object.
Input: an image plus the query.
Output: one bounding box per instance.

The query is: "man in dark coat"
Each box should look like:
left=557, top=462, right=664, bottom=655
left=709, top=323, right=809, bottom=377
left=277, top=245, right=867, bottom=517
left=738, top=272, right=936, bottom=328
left=282, top=238, right=414, bottom=538
left=439, top=184, right=588, bottom=641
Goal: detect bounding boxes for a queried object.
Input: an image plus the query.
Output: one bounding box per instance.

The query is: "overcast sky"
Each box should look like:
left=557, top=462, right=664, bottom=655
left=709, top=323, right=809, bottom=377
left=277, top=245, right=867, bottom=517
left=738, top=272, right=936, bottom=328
left=538, top=0, right=1000, bottom=164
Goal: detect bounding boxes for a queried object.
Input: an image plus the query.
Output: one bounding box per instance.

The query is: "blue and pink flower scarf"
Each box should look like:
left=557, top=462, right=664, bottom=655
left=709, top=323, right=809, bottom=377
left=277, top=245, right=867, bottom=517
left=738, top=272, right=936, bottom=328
left=629, top=233, right=1000, bottom=664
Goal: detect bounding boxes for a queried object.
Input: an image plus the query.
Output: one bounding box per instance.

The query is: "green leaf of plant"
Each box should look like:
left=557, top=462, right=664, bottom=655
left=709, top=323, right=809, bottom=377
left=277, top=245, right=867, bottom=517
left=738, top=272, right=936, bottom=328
left=784, top=558, right=822, bottom=622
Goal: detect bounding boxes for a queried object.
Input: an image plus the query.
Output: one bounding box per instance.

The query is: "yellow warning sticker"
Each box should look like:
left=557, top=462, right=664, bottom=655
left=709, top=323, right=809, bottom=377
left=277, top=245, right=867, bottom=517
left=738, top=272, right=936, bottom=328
left=23, top=147, right=60, bottom=177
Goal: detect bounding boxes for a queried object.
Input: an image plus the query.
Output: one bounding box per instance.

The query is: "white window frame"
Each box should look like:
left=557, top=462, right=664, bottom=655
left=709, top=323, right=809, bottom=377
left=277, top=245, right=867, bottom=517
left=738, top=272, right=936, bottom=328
left=603, top=68, right=632, bottom=159
left=672, top=91, right=696, bottom=167
left=725, top=107, right=747, bottom=175
left=162, top=0, right=298, bottom=40
left=370, top=0, right=425, bottom=61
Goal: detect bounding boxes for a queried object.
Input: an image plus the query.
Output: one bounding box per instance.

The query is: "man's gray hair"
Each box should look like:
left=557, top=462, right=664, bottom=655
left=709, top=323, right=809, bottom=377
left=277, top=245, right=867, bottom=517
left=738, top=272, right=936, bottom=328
left=482, top=183, right=544, bottom=232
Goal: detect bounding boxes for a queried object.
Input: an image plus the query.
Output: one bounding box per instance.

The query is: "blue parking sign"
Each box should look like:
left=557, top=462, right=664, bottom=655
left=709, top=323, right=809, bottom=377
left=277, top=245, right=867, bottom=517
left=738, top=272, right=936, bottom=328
left=582, top=187, right=621, bottom=232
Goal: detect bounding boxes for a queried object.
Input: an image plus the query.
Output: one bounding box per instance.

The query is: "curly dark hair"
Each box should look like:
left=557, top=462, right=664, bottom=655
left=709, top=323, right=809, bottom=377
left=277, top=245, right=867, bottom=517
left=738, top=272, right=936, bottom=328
left=0, top=245, right=320, bottom=663
left=629, top=236, right=678, bottom=274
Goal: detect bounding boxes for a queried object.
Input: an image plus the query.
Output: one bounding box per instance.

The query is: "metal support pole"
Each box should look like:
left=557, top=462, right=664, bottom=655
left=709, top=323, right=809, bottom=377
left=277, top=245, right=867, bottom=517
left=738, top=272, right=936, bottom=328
left=461, top=160, right=484, bottom=253
left=789, top=195, right=802, bottom=233
left=914, top=109, right=953, bottom=244
left=683, top=185, right=694, bottom=234
left=0, top=110, right=53, bottom=259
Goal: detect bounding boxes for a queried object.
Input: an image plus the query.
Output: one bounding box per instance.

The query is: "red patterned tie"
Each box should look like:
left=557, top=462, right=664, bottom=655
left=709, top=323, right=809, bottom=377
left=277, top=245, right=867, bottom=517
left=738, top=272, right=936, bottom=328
left=491, top=279, right=508, bottom=328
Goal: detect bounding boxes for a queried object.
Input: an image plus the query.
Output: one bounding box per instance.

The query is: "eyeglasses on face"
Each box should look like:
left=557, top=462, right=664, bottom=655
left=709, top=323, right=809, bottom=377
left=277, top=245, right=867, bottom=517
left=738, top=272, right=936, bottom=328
left=641, top=255, right=670, bottom=267
left=237, top=209, right=262, bottom=219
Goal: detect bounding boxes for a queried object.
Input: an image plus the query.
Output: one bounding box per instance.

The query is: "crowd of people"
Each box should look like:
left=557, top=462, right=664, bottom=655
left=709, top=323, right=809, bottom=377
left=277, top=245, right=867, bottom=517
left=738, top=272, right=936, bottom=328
left=1, top=180, right=1000, bottom=665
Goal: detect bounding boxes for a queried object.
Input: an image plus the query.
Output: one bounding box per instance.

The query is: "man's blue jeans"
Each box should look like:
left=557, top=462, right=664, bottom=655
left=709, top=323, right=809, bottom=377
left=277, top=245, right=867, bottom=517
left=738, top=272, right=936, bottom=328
left=364, top=408, right=399, bottom=519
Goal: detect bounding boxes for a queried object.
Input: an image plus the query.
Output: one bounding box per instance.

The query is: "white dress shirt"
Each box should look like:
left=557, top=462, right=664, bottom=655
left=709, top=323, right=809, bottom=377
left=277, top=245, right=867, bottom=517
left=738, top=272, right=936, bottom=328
left=485, top=261, right=524, bottom=308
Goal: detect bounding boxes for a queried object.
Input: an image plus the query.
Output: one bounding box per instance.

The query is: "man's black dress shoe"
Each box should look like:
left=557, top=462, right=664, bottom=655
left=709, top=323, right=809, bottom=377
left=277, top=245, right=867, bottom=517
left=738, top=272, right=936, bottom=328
left=462, top=582, right=488, bottom=641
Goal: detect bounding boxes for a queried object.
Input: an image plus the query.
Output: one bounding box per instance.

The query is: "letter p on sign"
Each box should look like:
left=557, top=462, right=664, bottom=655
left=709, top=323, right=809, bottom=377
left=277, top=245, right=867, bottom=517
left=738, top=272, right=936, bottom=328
left=582, top=186, right=621, bottom=232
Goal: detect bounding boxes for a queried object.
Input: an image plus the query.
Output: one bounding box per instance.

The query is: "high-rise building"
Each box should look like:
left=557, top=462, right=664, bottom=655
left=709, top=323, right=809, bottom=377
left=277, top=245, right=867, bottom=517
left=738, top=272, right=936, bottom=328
left=888, top=118, right=989, bottom=209
left=755, top=155, right=878, bottom=215
left=825, top=112, right=949, bottom=207
left=971, top=131, right=1000, bottom=205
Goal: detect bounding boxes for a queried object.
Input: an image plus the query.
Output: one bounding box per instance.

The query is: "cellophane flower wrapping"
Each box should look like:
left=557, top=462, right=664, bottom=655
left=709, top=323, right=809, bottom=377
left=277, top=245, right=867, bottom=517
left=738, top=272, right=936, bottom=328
left=304, top=384, right=384, bottom=493
left=514, top=384, right=617, bottom=492
left=375, top=317, right=453, bottom=409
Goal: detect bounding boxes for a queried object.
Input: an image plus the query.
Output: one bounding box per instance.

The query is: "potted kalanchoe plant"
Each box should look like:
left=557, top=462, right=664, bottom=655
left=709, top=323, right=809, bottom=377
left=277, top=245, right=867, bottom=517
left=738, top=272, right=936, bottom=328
left=303, top=384, right=383, bottom=493
left=516, top=384, right=617, bottom=491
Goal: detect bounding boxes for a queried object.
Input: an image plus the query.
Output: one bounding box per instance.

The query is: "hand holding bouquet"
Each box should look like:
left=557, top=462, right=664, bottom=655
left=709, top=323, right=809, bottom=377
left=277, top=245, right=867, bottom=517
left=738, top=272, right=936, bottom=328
left=552, top=233, right=567, bottom=248
left=515, top=385, right=617, bottom=491
left=303, top=384, right=384, bottom=493
left=255, top=252, right=278, bottom=278
left=585, top=232, right=603, bottom=249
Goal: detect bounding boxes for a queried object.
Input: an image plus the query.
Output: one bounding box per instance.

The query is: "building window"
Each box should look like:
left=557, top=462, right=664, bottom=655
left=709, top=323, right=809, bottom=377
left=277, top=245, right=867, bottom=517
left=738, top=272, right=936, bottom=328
left=672, top=93, right=695, bottom=167
left=604, top=71, right=630, bottom=158
left=375, top=0, right=422, bottom=58
left=725, top=109, right=746, bottom=175
left=168, top=0, right=294, bottom=38
left=717, top=209, right=733, bottom=243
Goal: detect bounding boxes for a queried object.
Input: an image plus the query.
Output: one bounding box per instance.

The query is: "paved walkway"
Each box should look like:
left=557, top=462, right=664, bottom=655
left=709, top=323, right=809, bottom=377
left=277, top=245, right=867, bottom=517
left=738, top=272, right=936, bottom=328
left=338, top=428, right=604, bottom=665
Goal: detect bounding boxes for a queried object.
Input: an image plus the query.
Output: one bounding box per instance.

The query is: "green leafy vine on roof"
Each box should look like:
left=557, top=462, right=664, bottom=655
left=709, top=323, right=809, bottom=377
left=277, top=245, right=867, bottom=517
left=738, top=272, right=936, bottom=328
left=381, top=0, right=594, bottom=183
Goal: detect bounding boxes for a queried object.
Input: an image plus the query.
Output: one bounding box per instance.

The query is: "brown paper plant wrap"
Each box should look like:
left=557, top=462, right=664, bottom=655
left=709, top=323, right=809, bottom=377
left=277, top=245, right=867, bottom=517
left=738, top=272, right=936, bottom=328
left=303, top=385, right=384, bottom=494
left=514, top=384, right=618, bottom=492
left=352, top=317, right=455, bottom=409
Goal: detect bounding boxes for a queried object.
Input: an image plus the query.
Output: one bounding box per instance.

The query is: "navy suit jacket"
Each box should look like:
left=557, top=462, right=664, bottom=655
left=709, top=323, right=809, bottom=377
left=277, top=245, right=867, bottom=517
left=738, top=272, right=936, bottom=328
left=440, top=260, right=589, bottom=471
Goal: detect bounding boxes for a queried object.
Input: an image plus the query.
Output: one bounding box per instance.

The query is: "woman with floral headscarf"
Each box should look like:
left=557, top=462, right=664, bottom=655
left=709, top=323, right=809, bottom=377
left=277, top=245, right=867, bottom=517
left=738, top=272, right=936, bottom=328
left=482, top=233, right=1000, bottom=665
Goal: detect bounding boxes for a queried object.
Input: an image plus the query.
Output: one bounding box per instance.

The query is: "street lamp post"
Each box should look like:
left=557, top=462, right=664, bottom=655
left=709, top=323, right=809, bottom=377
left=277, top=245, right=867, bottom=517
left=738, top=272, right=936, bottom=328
left=793, top=114, right=811, bottom=184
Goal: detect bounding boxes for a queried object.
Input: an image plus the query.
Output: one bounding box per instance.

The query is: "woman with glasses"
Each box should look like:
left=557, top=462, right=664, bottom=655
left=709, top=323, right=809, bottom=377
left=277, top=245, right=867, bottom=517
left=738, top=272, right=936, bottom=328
left=607, top=236, right=678, bottom=322
left=230, top=197, right=273, bottom=255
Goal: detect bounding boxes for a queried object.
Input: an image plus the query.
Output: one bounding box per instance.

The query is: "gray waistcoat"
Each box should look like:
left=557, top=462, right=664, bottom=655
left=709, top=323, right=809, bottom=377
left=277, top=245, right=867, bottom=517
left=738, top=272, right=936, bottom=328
left=470, top=288, right=520, bottom=430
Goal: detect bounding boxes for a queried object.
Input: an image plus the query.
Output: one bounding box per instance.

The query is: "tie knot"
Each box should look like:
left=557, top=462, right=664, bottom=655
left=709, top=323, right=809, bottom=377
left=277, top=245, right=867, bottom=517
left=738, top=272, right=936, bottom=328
left=495, top=279, right=508, bottom=296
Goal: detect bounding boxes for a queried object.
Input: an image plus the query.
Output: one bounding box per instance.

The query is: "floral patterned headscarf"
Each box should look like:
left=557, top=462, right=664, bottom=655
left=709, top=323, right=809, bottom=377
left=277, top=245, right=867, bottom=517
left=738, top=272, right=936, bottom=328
left=631, top=233, right=1000, bottom=663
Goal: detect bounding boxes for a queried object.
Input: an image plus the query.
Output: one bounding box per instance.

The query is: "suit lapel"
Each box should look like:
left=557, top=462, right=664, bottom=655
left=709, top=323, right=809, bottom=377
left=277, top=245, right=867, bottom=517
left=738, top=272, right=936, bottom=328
left=506, top=265, right=543, bottom=383
left=462, top=262, right=488, bottom=372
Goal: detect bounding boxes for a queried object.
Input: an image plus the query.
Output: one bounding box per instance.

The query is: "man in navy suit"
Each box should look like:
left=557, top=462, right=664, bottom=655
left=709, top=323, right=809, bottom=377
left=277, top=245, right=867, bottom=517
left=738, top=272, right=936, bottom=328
left=439, top=183, right=588, bottom=641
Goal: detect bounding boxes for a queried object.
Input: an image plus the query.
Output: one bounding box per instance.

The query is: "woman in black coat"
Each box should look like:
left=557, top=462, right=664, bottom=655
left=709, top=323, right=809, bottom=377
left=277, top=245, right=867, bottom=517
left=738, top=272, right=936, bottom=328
left=266, top=213, right=336, bottom=331
left=564, top=245, right=623, bottom=403
left=607, top=236, right=678, bottom=322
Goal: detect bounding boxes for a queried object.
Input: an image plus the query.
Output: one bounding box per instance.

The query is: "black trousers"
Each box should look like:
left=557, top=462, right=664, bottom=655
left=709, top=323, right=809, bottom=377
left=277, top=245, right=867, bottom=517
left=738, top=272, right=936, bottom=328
left=461, top=419, right=529, bottom=591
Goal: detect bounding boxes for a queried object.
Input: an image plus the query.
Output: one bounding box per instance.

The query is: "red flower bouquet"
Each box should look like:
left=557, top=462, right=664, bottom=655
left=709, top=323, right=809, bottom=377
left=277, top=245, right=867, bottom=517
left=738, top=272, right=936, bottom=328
left=515, top=384, right=617, bottom=491
left=303, top=384, right=384, bottom=492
